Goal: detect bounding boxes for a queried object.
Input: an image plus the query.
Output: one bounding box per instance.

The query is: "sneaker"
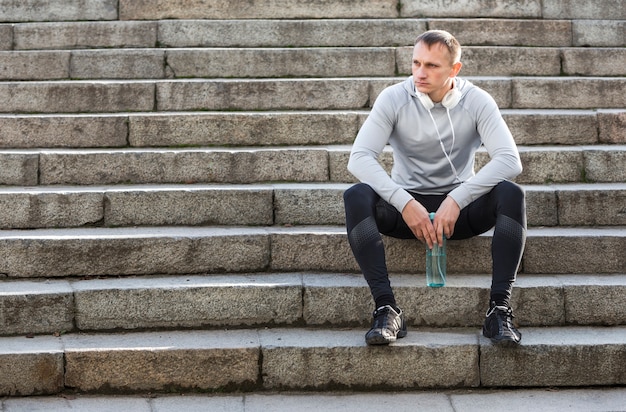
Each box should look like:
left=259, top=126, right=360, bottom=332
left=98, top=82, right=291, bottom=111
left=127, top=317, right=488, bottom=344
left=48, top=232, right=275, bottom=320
left=365, top=305, right=407, bottom=345
left=482, top=301, right=522, bottom=345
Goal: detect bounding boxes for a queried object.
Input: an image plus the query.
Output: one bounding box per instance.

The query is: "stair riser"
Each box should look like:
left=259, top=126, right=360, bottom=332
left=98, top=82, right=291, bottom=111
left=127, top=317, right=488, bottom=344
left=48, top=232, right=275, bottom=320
left=2, top=327, right=624, bottom=396
left=0, top=185, right=624, bottom=228
left=0, top=229, right=622, bottom=278
left=8, top=19, right=621, bottom=50
left=2, top=110, right=622, bottom=149
left=4, top=47, right=624, bottom=80
left=1, top=78, right=624, bottom=113
left=3, top=274, right=625, bottom=336
left=0, top=146, right=618, bottom=186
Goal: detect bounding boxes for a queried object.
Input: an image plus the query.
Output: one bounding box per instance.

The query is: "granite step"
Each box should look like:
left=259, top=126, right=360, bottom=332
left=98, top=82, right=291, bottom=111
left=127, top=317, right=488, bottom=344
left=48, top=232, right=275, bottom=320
left=0, top=77, right=624, bottom=114
left=0, top=183, right=623, bottom=229
left=0, top=226, right=622, bottom=279
left=2, top=273, right=625, bottom=337
left=1, top=144, right=622, bottom=186
left=0, top=109, right=623, bottom=149
left=2, top=46, right=624, bottom=80
left=6, top=18, right=622, bottom=51
left=1, top=326, right=625, bottom=396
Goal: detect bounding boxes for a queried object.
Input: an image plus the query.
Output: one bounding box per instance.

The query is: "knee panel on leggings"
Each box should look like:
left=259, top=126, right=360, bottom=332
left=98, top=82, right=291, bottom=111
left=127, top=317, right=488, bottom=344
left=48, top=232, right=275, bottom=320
left=348, top=216, right=380, bottom=253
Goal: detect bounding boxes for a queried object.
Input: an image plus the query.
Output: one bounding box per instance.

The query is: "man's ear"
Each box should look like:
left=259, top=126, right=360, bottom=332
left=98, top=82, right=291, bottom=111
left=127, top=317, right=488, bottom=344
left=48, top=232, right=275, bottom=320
left=451, top=61, right=463, bottom=77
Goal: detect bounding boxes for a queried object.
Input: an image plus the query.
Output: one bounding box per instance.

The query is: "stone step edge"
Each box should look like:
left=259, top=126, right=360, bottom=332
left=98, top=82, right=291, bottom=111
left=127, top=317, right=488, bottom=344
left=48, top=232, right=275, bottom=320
left=3, top=388, right=626, bottom=412
left=2, top=326, right=625, bottom=396
left=2, top=272, right=624, bottom=337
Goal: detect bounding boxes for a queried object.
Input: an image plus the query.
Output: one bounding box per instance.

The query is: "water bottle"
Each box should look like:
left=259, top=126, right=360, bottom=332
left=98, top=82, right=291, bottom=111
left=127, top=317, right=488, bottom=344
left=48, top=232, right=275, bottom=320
left=426, top=212, right=446, bottom=287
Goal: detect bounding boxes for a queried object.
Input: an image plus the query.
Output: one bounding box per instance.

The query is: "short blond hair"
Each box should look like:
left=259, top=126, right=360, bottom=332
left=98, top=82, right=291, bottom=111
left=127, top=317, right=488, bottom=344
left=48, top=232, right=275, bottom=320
left=415, top=30, right=461, bottom=64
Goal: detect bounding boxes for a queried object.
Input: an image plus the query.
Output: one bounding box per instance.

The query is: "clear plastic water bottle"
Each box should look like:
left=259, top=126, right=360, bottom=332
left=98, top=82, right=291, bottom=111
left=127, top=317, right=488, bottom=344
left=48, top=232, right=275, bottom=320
left=426, top=212, right=446, bottom=287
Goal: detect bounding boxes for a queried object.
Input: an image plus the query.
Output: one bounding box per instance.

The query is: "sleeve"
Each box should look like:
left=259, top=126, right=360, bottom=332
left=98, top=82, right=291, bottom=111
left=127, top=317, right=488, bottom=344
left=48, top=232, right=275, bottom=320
left=347, top=89, right=415, bottom=212
left=447, top=90, right=522, bottom=210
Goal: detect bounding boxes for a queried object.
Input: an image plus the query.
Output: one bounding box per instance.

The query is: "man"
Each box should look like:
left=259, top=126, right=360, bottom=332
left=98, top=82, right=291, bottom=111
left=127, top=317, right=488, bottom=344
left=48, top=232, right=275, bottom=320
left=344, top=30, right=526, bottom=346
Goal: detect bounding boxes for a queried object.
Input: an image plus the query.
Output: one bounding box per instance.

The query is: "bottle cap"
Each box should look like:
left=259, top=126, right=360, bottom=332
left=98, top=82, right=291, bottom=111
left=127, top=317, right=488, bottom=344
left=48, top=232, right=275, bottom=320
left=429, top=212, right=436, bottom=220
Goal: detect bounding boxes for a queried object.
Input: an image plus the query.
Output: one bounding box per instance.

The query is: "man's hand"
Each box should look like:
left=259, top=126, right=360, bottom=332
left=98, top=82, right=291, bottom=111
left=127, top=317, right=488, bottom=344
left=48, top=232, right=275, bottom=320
left=401, top=199, right=436, bottom=249
left=434, top=196, right=461, bottom=245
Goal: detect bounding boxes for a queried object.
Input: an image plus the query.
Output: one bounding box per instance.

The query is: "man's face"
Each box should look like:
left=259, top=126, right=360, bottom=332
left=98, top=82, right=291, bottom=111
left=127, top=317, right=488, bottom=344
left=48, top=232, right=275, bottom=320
left=411, top=41, right=461, bottom=102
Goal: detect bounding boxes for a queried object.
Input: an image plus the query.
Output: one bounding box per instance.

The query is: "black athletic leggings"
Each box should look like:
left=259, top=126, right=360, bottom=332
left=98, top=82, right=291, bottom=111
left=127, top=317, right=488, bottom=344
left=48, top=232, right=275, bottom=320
left=343, top=181, right=526, bottom=309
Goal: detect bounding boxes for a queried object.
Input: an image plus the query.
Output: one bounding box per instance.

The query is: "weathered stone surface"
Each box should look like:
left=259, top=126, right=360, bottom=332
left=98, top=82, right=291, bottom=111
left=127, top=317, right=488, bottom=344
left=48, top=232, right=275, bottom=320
left=598, top=110, right=626, bottom=144
left=562, top=48, right=626, bottom=77
left=156, top=79, right=370, bottom=111
left=0, top=227, right=270, bottom=278
left=0, top=0, right=117, bottom=22
left=0, top=81, right=155, bottom=113
left=166, top=48, right=395, bottom=78
left=573, top=20, right=625, bottom=47
left=542, top=0, right=626, bottom=19
left=0, top=25, right=12, bottom=50
left=0, top=280, right=74, bottom=335
left=514, top=147, right=584, bottom=184
left=480, top=327, right=626, bottom=386
left=584, top=148, right=626, bottom=183
left=0, top=336, right=64, bottom=396
left=428, top=19, right=571, bottom=46
left=511, top=275, right=566, bottom=326
left=105, top=185, right=273, bottom=226
left=39, top=148, right=329, bottom=185
left=502, top=109, right=598, bottom=145
left=523, top=227, right=625, bottom=274
left=0, top=152, right=39, bottom=185
left=401, top=0, right=541, bottom=18
left=0, top=115, right=128, bottom=148
left=0, top=189, right=103, bottom=229
left=512, top=78, right=626, bottom=109
left=158, top=19, right=425, bottom=48
left=563, top=275, right=626, bottom=325
left=0, top=51, right=69, bottom=80
left=129, top=112, right=361, bottom=147
left=64, top=330, right=260, bottom=392
left=260, top=328, right=480, bottom=389
left=557, top=184, right=626, bottom=226
left=14, top=21, right=157, bottom=50
left=120, top=0, right=398, bottom=20
left=73, top=274, right=302, bottom=330
left=70, top=49, right=165, bottom=79
left=273, top=183, right=347, bottom=225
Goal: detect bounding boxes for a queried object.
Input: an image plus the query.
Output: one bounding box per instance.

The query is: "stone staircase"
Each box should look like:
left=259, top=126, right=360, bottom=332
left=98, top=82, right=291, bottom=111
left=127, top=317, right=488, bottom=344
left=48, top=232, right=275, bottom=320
left=0, top=0, right=625, bottom=399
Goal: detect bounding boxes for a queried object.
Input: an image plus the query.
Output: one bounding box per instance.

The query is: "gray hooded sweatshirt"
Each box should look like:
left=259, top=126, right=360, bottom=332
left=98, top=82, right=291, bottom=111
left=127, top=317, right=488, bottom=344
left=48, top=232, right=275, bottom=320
left=347, top=76, right=522, bottom=212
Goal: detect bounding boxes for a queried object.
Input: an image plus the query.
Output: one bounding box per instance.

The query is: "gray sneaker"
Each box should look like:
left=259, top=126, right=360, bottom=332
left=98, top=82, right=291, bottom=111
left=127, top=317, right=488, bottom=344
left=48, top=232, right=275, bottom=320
left=482, top=301, right=522, bottom=345
left=365, top=305, right=407, bottom=345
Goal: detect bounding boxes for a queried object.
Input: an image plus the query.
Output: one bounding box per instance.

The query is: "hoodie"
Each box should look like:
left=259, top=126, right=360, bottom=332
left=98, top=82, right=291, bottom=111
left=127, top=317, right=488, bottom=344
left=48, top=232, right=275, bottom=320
left=347, top=76, right=522, bottom=212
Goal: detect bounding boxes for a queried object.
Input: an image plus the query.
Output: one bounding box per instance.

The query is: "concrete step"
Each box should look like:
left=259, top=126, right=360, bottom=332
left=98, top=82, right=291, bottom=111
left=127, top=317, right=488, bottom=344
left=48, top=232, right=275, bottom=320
left=7, top=18, right=623, bottom=50
left=2, top=47, right=624, bottom=80
left=1, top=144, right=621, bottom=186
left=0, top=226, right=622, bottom=278
left=0, top=183, right=623, bottom=229
left=1, top=109, right=623, bottom=149
left=1, top=326, right=625, bottom=396
left=2, top=273, right=625, bottom=336
left=1, top=77, right=623, bottom=113
left=3, top=388, right=626, bottom=412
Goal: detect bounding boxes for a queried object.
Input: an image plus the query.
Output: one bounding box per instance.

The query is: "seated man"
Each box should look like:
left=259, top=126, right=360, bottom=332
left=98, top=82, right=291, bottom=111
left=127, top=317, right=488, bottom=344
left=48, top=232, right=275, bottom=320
left=344, top=30, right=526, bottom=346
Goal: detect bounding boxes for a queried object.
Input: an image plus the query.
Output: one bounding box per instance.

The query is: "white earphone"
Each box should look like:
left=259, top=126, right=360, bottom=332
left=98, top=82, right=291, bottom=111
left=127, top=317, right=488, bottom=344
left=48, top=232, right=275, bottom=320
left=416, top=81, right=463, bottom=183
left=416, top=86, right=462, bottom=110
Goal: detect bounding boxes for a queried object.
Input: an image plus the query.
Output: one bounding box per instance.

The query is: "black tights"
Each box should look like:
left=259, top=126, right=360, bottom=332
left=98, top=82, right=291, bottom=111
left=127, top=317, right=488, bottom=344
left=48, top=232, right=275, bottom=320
left=343, top=181, right=526, bottom=309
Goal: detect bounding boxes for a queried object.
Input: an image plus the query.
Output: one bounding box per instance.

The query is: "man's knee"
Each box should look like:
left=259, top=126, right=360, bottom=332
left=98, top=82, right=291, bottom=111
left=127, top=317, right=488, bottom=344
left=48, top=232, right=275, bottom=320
left=344, top=183, right=375, bottom=207
left=495, top=181, right=525, bottom=204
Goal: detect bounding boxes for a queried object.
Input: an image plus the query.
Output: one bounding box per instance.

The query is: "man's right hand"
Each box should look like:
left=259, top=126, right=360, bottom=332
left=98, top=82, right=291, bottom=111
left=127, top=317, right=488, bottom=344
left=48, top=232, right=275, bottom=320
left=401, top=199, right=437, bottom=249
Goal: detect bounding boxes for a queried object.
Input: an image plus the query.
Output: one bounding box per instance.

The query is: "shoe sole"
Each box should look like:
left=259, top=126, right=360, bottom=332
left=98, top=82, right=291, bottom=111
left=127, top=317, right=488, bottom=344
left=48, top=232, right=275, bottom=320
left=366, top=329, right=408, bottom=346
